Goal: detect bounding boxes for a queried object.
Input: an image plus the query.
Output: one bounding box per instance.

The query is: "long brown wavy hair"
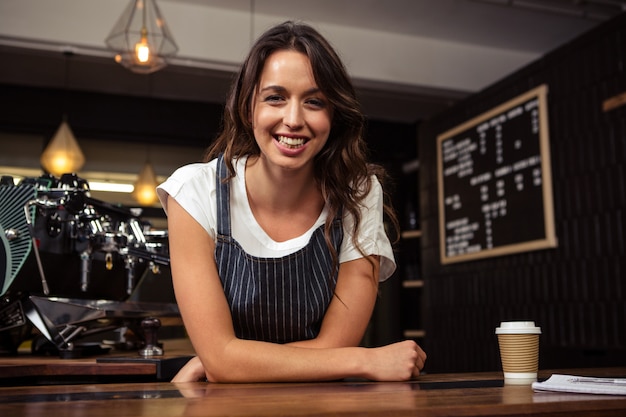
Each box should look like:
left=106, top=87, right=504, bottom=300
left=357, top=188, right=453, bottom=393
left=204, top=21, right=399, bottom=277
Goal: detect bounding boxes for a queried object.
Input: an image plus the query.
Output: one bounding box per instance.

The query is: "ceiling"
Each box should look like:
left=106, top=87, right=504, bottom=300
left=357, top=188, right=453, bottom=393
left=0, top=0, right=624, bottom=123
left=184, top=0, right=620, bottom=52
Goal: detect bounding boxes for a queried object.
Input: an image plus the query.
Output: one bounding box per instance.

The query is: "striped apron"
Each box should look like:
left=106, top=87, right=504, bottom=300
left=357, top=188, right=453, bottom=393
left=214, top=155, right=343, bottom=343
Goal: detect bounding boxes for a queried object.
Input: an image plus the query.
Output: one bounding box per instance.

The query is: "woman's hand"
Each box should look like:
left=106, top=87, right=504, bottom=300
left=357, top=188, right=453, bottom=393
left=366, top=340, right=427, bottom=381
left=171, top=356, right=207, bottom=382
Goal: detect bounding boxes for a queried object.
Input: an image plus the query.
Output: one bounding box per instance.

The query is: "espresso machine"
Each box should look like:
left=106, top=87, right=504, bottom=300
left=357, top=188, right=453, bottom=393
left=0, top=173, right=178, bottom=358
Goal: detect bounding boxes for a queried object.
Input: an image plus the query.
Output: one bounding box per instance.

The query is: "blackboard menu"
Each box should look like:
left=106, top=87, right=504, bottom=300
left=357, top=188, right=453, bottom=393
left=437, top=84, right=557, bottom=264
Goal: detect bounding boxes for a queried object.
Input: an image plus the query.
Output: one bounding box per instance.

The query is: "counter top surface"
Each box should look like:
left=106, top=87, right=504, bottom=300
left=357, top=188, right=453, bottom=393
left=1, top=364, right=625, bottom=416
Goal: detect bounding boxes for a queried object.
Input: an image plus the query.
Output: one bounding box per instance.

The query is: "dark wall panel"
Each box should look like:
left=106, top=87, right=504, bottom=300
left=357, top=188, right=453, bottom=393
left=419, top=12, right=626, bottom=373
left=0, top=84, right=223, bottom=148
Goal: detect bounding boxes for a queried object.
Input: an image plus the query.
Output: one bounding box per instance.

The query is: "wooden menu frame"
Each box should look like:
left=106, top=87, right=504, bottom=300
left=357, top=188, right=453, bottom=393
left=437, top=84, right=557, bottom=264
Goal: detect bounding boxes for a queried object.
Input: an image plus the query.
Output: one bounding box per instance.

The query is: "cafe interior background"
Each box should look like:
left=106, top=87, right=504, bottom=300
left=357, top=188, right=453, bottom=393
left=0, top=0, right=625, bottom=374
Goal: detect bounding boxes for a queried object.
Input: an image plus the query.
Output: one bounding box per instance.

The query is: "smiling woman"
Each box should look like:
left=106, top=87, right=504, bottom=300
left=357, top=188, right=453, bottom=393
left=156, top=21, right=426, bottom=383
left=251, top=49, right=332, bottom=173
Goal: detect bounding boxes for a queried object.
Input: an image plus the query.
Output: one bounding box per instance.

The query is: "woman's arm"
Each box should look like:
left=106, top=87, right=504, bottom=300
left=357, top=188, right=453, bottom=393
left=167, top=197, right=425, bottom=383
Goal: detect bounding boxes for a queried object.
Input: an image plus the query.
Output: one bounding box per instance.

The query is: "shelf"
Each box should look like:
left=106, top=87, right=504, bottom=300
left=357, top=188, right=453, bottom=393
left=403, top=329, right=426, bottom=339
left=402, top=280, right=424, bottom=288
left=401, top=230, right=422, bottom=239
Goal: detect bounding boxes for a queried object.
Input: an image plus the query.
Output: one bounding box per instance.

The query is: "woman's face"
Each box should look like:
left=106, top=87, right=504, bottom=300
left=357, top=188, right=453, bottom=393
left=251, top=49, right=332, bottom=173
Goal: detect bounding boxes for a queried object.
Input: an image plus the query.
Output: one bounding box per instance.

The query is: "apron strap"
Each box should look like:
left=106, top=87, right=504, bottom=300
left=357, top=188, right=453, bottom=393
left=215, top=153, right=232, bottom=237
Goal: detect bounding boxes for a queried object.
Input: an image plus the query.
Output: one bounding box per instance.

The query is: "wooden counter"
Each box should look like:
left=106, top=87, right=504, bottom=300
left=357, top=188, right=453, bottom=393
left=1, top=367, right=625, bottom=416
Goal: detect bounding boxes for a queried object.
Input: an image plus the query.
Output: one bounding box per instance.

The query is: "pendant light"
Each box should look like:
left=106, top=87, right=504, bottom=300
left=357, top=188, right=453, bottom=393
left=40, top=118, right=85, bottom=176
left=105, top=0, right=179, bottom=74
left=133, top=160, right=159, bottom=206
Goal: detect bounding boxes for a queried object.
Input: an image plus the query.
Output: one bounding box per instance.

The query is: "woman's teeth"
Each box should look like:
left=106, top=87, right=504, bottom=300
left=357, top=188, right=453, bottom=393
left=277, top=135, right=305, bottom=148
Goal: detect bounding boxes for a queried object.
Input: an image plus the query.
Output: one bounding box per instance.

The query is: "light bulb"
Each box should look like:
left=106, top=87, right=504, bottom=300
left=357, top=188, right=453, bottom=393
left=48, top=153, right=74, bottom=175
left=134, top=27, right=151, bottom=63
left=135, top=37, right=150, bottom=63
left=134, top=184, right=158, bottom=206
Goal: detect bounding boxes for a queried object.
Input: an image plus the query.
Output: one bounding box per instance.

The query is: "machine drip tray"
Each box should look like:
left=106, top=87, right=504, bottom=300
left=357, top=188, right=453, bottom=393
left=20, top=296, right=180, bottom=359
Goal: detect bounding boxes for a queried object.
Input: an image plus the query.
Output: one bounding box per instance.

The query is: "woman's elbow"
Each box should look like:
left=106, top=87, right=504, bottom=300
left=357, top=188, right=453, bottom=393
left=200, top=354, right=249, bottom=383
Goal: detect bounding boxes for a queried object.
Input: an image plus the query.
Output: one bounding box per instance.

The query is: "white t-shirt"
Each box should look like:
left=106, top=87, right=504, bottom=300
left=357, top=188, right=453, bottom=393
left=157, top=156, right=396, bottom=281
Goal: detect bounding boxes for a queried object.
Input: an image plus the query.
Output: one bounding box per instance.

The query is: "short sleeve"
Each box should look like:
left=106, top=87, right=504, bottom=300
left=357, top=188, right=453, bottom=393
left=156, top=161, right=219, bottom=239
left=339, top=177, right=396, bottom=281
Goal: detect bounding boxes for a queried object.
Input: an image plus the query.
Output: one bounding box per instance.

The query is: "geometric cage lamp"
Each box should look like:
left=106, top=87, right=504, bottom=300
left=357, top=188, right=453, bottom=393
left=105, top=0, right=178, bottom=74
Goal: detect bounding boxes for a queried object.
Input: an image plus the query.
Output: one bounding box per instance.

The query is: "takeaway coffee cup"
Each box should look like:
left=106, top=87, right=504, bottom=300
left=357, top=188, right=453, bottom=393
left=495, top=321, right=541, bottom=385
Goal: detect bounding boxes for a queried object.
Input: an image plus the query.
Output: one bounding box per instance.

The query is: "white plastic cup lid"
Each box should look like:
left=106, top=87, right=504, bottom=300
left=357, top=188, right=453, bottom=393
left=495, top=321, right=541, bottom=334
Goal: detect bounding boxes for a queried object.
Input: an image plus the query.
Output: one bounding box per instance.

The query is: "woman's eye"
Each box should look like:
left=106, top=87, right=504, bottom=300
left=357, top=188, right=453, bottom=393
left=264, top=95, right=284, bottom=103
left=306, top=98, right=327, bottom=109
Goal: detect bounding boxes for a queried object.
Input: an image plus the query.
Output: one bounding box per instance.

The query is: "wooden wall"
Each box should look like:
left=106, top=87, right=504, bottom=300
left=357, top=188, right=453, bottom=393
left=418, top=12, right=626, bottom=373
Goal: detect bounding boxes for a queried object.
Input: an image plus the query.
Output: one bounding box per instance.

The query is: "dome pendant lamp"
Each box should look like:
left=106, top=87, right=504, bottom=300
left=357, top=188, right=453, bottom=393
left=105, top=0, right=179, bottom=74
left=133, top=160, right=159, bottom=206
left=40, top=117, right=85, bottom=177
